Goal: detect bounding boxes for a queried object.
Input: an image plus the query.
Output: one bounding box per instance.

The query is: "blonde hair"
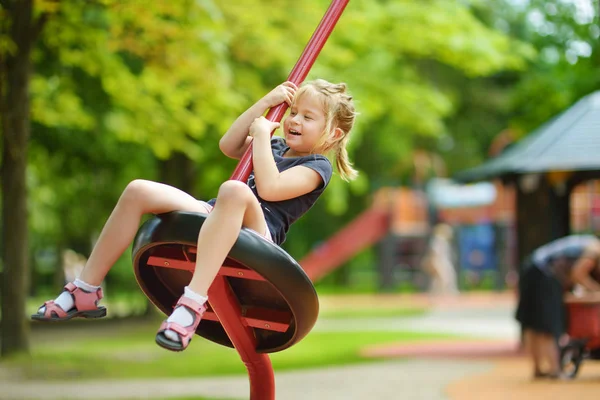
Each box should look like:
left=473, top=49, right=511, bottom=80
left=294, top=79, right=358, bottom=181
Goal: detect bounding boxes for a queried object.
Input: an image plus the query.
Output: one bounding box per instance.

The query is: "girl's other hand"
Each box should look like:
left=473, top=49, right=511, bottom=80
left=263, top=81, right=297, bottom=108
left=249, top=117, right=280, bottom=138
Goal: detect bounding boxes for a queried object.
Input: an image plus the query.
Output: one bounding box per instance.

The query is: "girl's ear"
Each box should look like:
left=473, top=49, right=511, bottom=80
left=332, top=127, right=344, bottom=141
left=321, top=127, right=344, bottom=152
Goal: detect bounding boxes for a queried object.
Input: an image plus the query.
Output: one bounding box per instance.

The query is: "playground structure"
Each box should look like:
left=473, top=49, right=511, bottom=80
left=131, top=2, right=349, bottom=399
left=299, top=186, right=430, bottom=288
left=300, top=181, right=517, bottom=291
left=302, top=177, right=600, bottom=292
left=433, top=179, right=517, bottom=290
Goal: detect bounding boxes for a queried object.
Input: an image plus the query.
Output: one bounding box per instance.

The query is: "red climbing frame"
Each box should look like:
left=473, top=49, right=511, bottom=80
left=206, top=1, right=349, bottom=399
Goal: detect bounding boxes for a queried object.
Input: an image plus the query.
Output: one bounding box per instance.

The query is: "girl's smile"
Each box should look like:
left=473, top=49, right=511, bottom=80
left=283, top=92, right=327, bottom=157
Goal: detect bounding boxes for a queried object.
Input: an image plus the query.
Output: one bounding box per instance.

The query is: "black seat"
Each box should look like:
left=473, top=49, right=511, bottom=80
left=132, top=211, right=319, bottom=353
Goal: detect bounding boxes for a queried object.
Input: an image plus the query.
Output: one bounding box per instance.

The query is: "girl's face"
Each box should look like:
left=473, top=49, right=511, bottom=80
left=283, top=92, right=328, bottom=156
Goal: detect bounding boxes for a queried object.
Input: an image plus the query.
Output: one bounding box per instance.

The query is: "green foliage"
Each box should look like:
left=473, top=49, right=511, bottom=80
left=0, top=6, right=16, bottom=55
left=441, top=0, right=599, bottom=172
left=309, top=0, right=534, bottom=187
left=504, top=0, right=600, bottom=134
left=11, top=0, right=580, bottom=295
left=35, top=0, right=236, bottom=160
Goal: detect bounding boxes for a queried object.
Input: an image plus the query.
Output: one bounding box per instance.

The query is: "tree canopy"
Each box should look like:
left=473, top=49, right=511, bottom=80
left=1, top=0, right=597, bottom=355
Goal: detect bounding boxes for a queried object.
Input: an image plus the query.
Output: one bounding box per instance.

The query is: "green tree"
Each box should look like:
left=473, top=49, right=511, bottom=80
left=442, top=0, right=599, bottom=173
left=285, top=0, right=534, bottom=258
left=505, top=0, right=599, bottom=133
left=1, top=0, right=540, bottom=357
left=2, top=0, right=233, bottom=356
left=0, top=0, right=50, bottom=357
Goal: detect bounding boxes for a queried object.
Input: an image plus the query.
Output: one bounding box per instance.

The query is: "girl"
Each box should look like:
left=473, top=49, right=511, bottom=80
left=32, top=79, right=358, bottom=352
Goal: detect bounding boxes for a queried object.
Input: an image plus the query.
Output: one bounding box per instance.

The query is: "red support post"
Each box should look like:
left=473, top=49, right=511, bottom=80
left=208, top=276, right=275, bottom=400
left=208, top=1, right=350, bottom=399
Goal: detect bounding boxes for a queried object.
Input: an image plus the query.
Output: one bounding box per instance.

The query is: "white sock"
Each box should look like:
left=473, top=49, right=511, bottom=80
left=38, top=279, right=100, bottom=314
left=164, top=286, right=208, bottom=342
left=74, top=278, right=100, bottom=293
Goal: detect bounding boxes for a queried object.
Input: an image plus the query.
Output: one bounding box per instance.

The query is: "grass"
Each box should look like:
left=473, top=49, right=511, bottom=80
left=2, top=313, right=455, bottom=381
left=319, top=306, right=426, bottom=319
left=116, top=398, right=235, bottom=400
left=103, top=394, right=249, bottom=400
left=4, top=328, right=453, bottom=381
left=124, top=398, right=237, bottom=400
left=7, top=291, right=460, bottom=385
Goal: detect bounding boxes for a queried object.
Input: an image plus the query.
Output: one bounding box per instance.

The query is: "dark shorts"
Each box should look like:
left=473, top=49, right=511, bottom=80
left=515, top=261, right=566, bottom=338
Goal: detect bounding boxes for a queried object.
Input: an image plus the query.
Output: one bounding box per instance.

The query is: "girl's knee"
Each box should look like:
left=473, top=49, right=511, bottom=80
left=121, top=179, right=154, bottom=203
left=216, top=180, right=253, bottom=206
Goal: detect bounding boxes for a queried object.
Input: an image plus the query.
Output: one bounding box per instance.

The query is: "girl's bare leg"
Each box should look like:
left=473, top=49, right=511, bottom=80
left=37, top=180, right=210, bottom=315
left=187, top=180, right=268, bottom=296
left=79, top=180, right=211, bottom=285
left=159, top=180, right=268, bottom=345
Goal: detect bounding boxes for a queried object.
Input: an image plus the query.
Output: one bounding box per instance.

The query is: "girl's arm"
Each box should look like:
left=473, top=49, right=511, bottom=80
left=250, top=117, right=322, bottom=202
left=219, top=98, right=270, bottom=159
left=571, top=244, right=600, bottom=291
left=219, top=82, right=297, bottom=159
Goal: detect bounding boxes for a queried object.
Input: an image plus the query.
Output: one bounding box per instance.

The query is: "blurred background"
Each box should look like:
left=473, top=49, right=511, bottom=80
left=1, top=0, right=599, bottom=399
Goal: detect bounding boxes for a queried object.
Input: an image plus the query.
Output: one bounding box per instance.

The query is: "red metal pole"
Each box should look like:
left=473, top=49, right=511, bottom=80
left=208, top=1, right=350, bottom=399
left=208, top=276, right=275, bottom=399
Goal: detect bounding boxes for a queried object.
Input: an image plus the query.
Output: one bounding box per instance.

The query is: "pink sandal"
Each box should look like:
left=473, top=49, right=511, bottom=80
left=31, top=282, right=106, bottom=321
left=155, top=296, right=207, bottom=352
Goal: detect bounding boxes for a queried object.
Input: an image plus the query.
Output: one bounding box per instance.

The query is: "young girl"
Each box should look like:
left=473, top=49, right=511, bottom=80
left=32, top=79, right=358, bottom=352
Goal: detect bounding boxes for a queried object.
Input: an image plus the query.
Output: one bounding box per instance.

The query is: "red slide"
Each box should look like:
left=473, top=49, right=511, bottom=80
left=300, top=207, right=390, bottom=281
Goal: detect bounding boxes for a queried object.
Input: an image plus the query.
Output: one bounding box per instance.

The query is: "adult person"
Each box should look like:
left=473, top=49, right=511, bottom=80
left=516, top=234, right=600, bottom=379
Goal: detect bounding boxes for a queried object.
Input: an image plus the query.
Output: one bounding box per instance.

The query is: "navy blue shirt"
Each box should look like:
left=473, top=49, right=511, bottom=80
left=210, top=137, right=333, bottom=244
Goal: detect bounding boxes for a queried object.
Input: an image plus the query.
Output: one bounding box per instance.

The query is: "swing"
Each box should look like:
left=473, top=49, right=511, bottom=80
left=132, top=1, right=349, bottom=399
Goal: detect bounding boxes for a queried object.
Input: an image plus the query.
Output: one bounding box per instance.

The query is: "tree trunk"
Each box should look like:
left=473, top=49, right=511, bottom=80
left=1, top=0, right=35, bottom=357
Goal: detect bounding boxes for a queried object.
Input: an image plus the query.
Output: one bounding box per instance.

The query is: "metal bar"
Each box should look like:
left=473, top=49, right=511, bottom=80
left=203, top=308, right=291, bottom=333
left=147, top=257, right=266, bottom=281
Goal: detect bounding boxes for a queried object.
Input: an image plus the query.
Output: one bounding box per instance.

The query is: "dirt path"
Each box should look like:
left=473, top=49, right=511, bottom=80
left=447, top=357, right=600, bottom=400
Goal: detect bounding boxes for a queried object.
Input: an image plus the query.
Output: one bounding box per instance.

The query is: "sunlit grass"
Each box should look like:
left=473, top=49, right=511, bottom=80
left=7, top=292, right=458, bottom=384
left=319, top=306, right=426, bottom=319
left=108, top=397, right=236, bottom=400
left=2, top=318, right=454, bottom=381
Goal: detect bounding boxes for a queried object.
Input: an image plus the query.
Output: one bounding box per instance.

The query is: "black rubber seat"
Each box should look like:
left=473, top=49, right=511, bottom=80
left=132, top=211, right=319, bottom=353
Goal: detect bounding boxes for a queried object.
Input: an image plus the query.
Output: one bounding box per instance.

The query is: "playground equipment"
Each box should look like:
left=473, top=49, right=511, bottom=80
left=131, top=2, right=349, bottom=399
left=560, top=294, right=600, bottom=378
left=300, top=206, right=390, bottom=281
left=299, top=187, right=429, bottom=287
left=299, top=180, right=517, bottom=291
